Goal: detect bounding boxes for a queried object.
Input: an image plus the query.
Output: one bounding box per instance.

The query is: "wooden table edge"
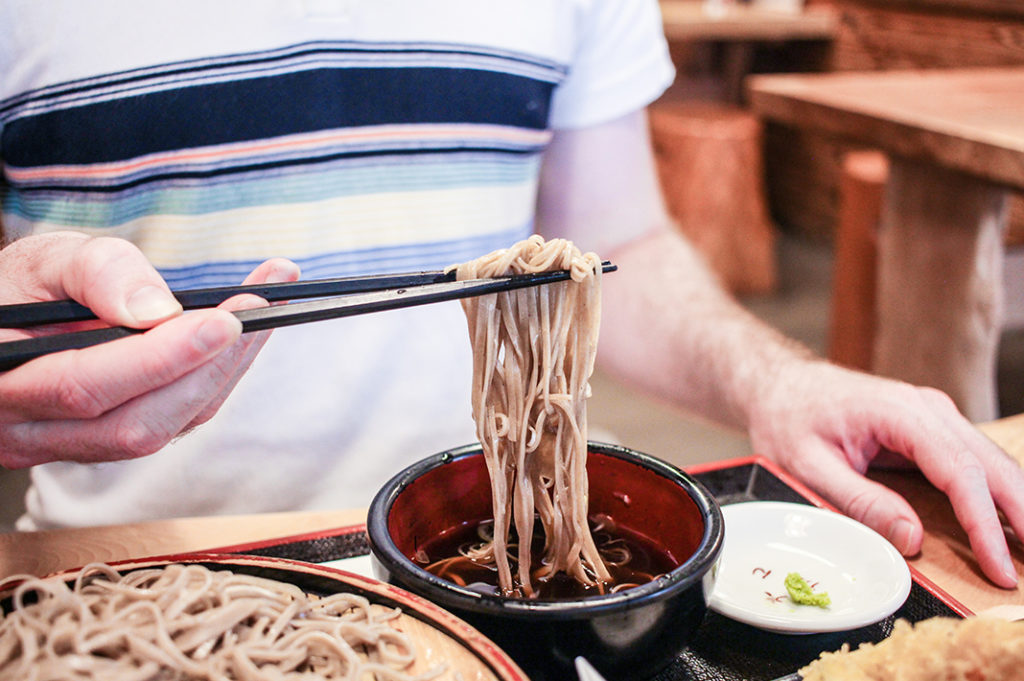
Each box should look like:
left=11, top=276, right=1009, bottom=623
left=745, top=67, right=1024, bottom=191
left=660, top=2, right=839, bottom=42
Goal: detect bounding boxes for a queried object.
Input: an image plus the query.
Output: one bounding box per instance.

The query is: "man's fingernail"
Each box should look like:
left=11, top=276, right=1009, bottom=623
left=888, top=519, right=916, bottom=554
left=1003, top=556, right=1018, bottom=587
left=126, top=285, right=182, bottom=324
left=194, top=316, right=241, bottom=354
left=266, top=261, right=301, bottom=284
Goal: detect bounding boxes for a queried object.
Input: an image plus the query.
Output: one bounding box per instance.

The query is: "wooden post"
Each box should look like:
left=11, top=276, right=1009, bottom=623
left=828, top=150, right=888, bottom=370
left=873, top=158, right=1008, bottom=422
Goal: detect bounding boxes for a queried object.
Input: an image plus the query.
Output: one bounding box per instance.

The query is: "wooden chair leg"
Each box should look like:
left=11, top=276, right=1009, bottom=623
left=827, top=150, right=889, bottom=370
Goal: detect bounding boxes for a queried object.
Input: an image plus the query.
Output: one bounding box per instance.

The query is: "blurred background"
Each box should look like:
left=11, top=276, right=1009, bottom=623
left=3, top=0, right=1024, bottom=531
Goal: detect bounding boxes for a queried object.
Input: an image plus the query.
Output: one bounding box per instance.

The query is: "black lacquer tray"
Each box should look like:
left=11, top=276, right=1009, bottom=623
left=220, top=456, right=966, bottom=681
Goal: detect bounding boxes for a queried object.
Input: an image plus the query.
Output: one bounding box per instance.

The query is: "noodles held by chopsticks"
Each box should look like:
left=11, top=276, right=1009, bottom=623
left=455, top=235, right=610, bottom=597
left=0, top=562, right=447, bottom=680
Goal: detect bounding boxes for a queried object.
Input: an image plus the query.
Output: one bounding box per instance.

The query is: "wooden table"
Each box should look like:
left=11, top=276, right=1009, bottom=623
left=2, top=415, right=1023, bottom=617
left=660, top=1, right=837, bottom=42
left=659, top=1, right=838, bottom=101
left=748, top=67, right=1024, bottom=423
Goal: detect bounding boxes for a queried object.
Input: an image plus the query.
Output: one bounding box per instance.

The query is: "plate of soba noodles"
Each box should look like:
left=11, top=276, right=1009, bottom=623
left=0, top=553, right=529, bottom=681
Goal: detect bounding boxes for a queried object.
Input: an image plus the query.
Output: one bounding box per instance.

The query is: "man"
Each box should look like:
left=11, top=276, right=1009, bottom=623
left=1, top=0, right=1020, bottom=588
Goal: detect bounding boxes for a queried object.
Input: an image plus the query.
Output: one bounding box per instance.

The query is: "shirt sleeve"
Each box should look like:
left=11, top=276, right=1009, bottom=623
left=548, top=0, right=675, bottom=131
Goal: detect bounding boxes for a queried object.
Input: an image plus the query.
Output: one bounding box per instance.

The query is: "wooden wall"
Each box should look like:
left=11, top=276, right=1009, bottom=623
left=763, top=0, right=1024, bottom=242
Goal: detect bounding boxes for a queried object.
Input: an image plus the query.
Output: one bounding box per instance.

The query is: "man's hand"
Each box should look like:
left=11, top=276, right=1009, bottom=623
left=0, top=232, right=300, bottom=467
left=749, top=359, right=1024, bottom=589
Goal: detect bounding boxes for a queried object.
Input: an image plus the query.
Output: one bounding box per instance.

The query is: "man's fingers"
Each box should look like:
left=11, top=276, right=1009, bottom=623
left=184, top=295, right=270, bottom=429
left=912, top=441, right=1018, bottom=588
left=926, top=459, right=1016, bottom=587
left=0, top=250, right=303, bottom=467
left=875, top=392, right=1019, bottom=587
left=0, top=344, right=247, bottom=467
left=55, top=235, right=182, bottom=327
left=796, top=444, right=925, bottom=556
left=185, top=258, right=300, bottom=428
left=235, top=258, right=301, bottom=290
left=917, top=389, right=1024, bottom=555
left=0, top=309, right=242, bottom=422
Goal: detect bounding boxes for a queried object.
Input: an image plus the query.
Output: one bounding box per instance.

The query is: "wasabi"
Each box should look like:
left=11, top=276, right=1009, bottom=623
left=784, top=572, right=831, bottom=608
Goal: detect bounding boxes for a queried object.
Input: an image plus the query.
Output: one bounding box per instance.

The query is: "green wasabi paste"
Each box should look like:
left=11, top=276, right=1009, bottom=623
left=784, top=572, right=831, bottom=608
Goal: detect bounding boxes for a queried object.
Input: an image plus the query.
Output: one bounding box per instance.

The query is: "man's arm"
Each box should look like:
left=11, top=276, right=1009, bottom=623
left=536, top=109, right=1024, bottom=588
left=536, top=108, right=808, bottom=428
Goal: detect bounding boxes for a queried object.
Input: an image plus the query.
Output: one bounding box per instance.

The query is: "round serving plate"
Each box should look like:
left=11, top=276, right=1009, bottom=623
left=0, top=553, right=528, bottom=681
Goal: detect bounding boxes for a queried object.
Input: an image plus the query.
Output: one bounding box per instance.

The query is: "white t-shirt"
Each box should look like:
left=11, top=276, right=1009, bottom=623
left=0, top=0, right=674, bottom=528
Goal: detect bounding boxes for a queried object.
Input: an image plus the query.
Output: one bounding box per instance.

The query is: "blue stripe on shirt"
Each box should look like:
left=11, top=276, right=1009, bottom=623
left=3, top=67, right=555, bottom=168
left=159, top=224, right=532, bottom=289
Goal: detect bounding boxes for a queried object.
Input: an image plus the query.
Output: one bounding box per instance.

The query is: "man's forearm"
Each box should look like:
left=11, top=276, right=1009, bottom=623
left=598, top=227, right=815, bottom=431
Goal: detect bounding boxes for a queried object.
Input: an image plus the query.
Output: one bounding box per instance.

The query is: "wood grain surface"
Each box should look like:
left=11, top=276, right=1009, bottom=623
left=0, top=508, right=365, bottom=579
left=878, top=0, right=1024, bottom=16
left=748, top=67, right=1024, bottom=191
left=827, top=3, right=1024, bottom=72
left=761, top=0, right=1024, bottom=245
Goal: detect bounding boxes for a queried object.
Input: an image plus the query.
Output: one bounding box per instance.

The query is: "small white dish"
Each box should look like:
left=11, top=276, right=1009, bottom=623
left=708, top=501, right=911, bottom=634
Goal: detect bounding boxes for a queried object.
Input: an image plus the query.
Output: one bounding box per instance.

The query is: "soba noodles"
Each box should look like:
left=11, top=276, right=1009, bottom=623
left=453, top=235, right=610, bottom=597
left=0, top=562, right=446, bottom=680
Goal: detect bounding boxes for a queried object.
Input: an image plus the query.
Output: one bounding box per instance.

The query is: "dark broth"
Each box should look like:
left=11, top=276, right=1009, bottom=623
left=414, top=515, right=679, bottom=600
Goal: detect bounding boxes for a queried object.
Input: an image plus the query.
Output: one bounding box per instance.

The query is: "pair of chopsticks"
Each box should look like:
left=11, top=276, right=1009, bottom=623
left=0, top=261, right=615, bottom=371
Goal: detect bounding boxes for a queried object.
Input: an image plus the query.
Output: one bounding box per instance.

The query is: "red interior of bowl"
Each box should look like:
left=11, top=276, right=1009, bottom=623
left=389, top=453, right=494, bottom=560
left=388, top=449, right=705, bottom=568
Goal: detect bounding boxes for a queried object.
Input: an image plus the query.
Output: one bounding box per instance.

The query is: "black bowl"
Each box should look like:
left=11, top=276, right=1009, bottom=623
left=367, top=442, right=724, bottom=681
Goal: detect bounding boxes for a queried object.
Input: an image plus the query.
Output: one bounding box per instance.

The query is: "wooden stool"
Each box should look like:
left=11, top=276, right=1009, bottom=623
left=828, top=150, right=888, bottom=370
left=649, top=102, right=777, bottom=295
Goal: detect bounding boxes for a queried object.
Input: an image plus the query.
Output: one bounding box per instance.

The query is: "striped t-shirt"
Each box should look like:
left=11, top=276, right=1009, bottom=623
left=0, top=0, right=674, bottom=528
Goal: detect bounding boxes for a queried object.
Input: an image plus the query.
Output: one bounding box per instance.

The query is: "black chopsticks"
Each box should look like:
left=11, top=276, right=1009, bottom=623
left=0, top=261, right=616, bottom=371
left=0, top=269, right=460, bottom=329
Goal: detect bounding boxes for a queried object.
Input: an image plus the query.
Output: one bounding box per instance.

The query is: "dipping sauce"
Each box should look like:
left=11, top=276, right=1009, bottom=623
left=414, top=515, right=680, bottom=600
